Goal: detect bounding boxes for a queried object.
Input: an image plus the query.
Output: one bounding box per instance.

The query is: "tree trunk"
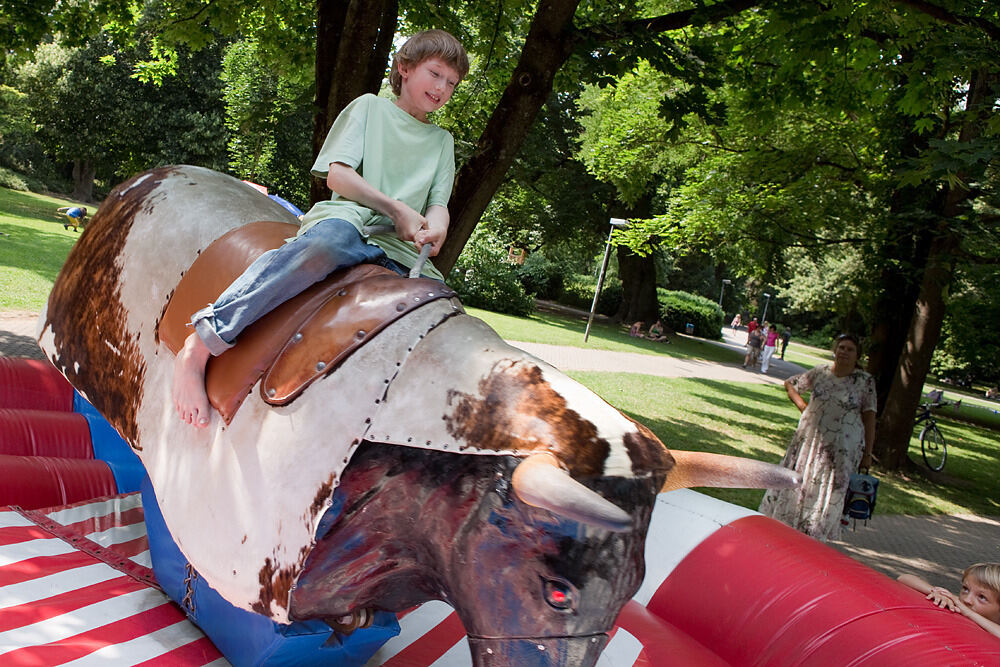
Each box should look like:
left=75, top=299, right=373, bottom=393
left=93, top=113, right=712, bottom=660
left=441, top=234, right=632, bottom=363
left=616, top=249, right=659, bottom=324
left=875, top=232, right=955, bottom=468
left=874, top=68, right=995, bottom=469
left=611, top=197, right=657, bottom=324
left=437, top=0, right=582, bottom=275
left=71, top=159, right=95, bottom=202
left=866, top=204, right=929, bottom=412
left=310, top=0, right=397, bottom=205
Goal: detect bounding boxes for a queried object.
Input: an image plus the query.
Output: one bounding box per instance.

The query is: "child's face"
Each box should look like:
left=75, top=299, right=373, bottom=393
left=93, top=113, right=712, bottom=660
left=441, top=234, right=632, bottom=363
left=396, top=57, right=461, bottom=121
left=960, top=575, right=1000, bottom=622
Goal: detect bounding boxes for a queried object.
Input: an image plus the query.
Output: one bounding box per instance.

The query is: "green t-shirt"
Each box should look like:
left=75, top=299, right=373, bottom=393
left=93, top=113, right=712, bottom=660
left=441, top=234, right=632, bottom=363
left=300, top=94, right=455, bottom=280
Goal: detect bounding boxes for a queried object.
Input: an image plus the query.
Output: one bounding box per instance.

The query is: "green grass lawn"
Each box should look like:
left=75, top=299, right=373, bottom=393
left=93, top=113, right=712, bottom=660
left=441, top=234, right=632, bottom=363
left=0, top=187, right=85, bottom=311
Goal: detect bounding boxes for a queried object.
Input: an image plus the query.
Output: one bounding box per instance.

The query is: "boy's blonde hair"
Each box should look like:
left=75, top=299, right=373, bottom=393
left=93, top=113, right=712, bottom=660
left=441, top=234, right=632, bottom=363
left=963, top=562, right=1000, bottom=594
left=390, top=29, right=469, bottom=96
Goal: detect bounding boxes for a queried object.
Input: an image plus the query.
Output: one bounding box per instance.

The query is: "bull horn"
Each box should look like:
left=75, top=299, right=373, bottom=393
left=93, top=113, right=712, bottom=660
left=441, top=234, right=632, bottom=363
left=511, top=451, right=633, bottom=532
left=661, top=450, right=801, bottom=492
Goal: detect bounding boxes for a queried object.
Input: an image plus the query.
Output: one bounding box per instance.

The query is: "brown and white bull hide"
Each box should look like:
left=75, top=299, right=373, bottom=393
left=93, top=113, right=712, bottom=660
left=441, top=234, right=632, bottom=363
left=36, top=166, right=796, bottom=629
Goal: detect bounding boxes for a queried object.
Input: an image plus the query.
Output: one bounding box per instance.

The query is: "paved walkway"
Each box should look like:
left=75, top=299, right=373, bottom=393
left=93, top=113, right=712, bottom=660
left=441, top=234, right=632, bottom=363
left=0, top=311, right=45, bottom=360
left=515, top=327, right=804, bottom=385
left=2, top=310, right=997, bottom=588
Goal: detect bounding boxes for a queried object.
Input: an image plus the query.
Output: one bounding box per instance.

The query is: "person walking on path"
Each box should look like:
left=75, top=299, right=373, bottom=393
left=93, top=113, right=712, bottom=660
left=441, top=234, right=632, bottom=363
left=780, top=327, right=791, bottom=359
left=743, top=326, right=764, bottom=369
left=730, top=313, right=742, bottom=331
left=758, top=334, right=876, bottom=542
left=760, top=323, right=780, bottom=373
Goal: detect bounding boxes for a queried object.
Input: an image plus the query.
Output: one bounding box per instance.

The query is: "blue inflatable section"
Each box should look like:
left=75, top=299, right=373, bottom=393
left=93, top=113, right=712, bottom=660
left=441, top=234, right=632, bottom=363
left=268, top=194, right=303, bottom=217
left=72, top=392, right=146, bottom=493
left=140, top=476, right=400, bottom=666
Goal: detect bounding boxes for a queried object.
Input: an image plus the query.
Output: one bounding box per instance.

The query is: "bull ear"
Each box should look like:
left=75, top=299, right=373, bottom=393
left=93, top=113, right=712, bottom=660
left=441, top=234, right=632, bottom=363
left=661, top=450, right=801, bottom=492
left=511, top=452, right=633, bottom=532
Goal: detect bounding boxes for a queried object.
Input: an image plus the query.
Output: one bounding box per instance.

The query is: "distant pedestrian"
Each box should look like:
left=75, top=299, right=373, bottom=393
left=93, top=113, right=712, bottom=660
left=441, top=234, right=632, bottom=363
left=744, top=327, right=763, bottom=369
left=760, top=323, right=779, bottom=373
left=730, top=313, right=742, bottom=331
left=780, top=328, right=791, bottom=359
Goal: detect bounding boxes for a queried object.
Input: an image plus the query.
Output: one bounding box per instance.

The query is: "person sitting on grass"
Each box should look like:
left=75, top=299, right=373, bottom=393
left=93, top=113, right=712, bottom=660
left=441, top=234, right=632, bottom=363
left=897, top=562, right=1000, bottom=639
left=647, top=320, right=670, bottom=343
left=629, top=321, right=646, bottom=338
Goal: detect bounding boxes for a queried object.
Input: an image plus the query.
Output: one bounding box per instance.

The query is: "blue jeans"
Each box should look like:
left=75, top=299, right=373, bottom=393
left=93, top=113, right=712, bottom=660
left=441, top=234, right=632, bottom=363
left=191, top=219, right=406, bottom=355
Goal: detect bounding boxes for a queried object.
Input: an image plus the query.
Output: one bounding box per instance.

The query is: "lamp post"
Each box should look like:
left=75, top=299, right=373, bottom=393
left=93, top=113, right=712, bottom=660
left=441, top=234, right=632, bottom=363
left=761, top=292, right=772, bottom=324
left=718, top=279, right=731, bottom=309
left=584, top=218, right=629, bottom=342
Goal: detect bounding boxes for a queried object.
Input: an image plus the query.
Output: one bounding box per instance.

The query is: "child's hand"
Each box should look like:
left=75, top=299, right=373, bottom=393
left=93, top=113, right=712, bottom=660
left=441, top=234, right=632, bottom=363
left=926, top=586, right=960, bottom=612
left=414, top=220, right=447, bottom=257
left=391, top=204, right=428, bottom=243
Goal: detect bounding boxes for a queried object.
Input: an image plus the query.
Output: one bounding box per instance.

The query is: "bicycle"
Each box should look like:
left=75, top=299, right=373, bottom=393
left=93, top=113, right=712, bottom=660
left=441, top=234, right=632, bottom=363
left=913, top=401, right=948, bottom=471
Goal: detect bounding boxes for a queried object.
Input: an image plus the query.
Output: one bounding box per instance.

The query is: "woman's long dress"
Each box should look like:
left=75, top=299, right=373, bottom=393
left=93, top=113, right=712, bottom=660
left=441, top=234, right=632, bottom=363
left=758, top=365, right=877, bottom=542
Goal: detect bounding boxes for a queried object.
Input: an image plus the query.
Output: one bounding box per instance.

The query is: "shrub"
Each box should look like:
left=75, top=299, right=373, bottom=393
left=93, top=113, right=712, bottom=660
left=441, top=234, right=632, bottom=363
left=516, top=253, right=564, bottom=300
left=796, top=323, right=840, bottom=349
left=558, top=274, right=622, bottom=316
left=596, top=280, right=623, bottom=316
left=0, top=167, right=49, bottom=193
left=448, top=229, right=534, bottom=316
left=0, top=167, right=29, bottom=191
left=657, top=289, right=724, bottom=340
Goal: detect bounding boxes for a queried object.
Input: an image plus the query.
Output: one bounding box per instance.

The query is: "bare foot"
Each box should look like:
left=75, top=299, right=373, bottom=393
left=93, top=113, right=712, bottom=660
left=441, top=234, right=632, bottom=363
left=172, top=332, right=213, bottom=428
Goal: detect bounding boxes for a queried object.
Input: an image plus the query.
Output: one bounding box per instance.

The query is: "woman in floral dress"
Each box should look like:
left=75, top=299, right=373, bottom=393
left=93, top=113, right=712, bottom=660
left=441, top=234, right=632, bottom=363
left=759, top=334, right=877, bottom=542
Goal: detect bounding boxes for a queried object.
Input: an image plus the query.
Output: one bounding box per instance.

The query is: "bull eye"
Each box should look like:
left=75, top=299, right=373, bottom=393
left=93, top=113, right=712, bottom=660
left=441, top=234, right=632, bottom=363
left=543, top=579, right=575, bottom=611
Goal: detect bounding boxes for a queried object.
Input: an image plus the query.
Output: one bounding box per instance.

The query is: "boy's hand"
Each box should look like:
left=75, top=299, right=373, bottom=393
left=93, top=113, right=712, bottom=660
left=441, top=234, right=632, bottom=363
left=414, top=220, right=447, bottom=257
left=390, top=202, right=428, bottom=243
left=926, top=587, right=960, bottom=612
left=414, top=204, right=449, bottom=257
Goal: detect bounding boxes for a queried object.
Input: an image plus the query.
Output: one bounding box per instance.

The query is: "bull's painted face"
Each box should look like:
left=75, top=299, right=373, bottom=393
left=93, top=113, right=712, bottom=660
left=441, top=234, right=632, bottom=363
left=449, top=473, right=661, bottom=641
left=289, top=442, right=664, bottom=654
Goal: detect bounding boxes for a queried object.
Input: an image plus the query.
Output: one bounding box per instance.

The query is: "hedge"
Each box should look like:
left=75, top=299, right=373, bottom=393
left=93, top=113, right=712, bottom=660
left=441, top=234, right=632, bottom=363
left=657, top=289, right=724, bottom=340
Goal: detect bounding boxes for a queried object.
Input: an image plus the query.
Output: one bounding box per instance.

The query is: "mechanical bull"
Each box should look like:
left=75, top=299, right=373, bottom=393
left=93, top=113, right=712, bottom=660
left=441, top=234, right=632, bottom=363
left=36, top=166, right=798, bottom=666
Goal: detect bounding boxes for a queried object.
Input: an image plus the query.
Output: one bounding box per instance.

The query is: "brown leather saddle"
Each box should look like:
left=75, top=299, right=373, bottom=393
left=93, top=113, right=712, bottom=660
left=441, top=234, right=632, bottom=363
left=159, top=221, right=456, bottom=424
